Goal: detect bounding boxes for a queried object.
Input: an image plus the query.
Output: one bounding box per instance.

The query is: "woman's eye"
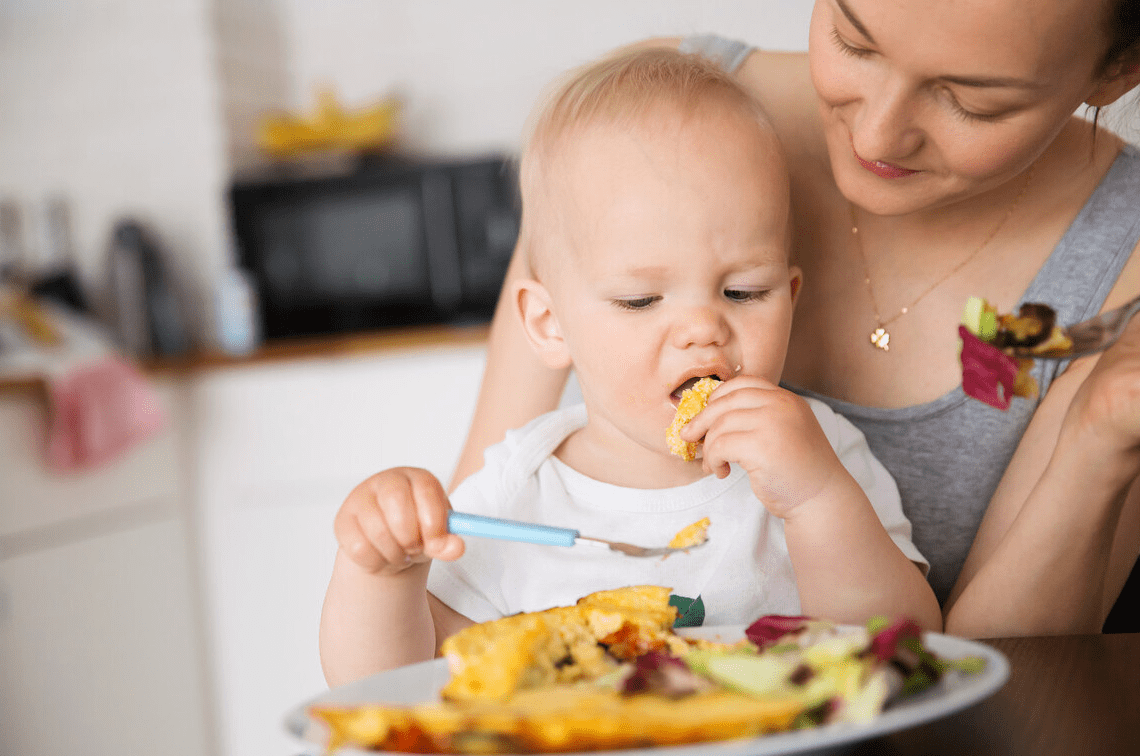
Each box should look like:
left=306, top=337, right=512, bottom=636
left=725, top=289, right=771, bottom=303
left=942, top=90, right=1004, bottom=123
left=612, top=296, right=659, bottom=311
left=829, top=26, right=872, bottom=58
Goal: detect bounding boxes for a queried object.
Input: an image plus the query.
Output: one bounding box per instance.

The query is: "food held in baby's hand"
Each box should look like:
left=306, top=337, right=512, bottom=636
left=959, top=297, right=1072, bottom=411
left=667, top=378, right=721, bottom=460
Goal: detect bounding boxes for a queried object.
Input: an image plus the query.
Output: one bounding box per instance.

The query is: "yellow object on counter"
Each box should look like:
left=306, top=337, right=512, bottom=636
left=0, top=288, right=62, bottom=347
left=257, top=89, right=400, bottom=158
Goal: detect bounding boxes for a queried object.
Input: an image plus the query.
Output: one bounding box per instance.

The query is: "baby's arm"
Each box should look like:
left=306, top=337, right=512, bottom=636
left=685, top=378, right=942, bottom=631
left=780, top=477, right=942, bottom=632
left=319, top=467, right=468, bottom=687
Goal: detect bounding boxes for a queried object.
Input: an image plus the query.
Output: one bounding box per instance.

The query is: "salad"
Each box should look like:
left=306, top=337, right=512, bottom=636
left=959, top=296, right=1072, bottom=410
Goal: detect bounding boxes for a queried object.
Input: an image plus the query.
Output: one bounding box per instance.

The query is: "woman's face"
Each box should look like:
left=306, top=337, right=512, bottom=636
left=809, top=0, right=1116, bottom=215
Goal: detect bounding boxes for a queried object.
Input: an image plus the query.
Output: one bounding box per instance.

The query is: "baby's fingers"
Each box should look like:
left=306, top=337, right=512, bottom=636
left=680, top=378, right=781, bottom=442
left=333, top=502, right=386, bottom=572
left=408, top=472, right=465, bottom=561
left=371, top=468, right=454, bottom=561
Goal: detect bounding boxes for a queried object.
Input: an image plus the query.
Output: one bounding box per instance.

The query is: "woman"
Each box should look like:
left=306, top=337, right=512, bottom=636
left=452, top=0, right=1140, bottom=638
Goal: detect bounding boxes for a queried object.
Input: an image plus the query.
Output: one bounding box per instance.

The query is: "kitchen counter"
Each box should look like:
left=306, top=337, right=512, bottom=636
left=0, top=322, right=491, bottom=393
left=145, top=322, right=491, bottom=374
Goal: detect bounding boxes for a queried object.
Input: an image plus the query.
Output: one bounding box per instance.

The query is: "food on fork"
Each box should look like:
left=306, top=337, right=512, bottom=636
left=959, top=297, right=1072, bottom=410
left=308, top=586, right=986, bottom=754
left=667, top=377, right=721, bottom=460
left=668, top=517, right=711, bottom=549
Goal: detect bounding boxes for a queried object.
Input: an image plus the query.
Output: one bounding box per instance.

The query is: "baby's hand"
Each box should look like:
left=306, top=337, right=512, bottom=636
left=334, top=467, right=464, bottom=575
left=681, top=377, right=848, bottom=518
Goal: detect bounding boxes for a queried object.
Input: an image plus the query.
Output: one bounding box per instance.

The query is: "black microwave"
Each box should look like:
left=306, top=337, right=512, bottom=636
left=229, top=154, right=519, bottom=339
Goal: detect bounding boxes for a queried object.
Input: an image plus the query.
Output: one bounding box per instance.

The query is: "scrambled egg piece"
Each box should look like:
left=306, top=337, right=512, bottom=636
left=666, top=378, right=721, bottom=460
left=669, top=517, right=711, bottom=549
left=439, top=586, right=679, bottom=702
left=311, top=687, right=802, bottom=754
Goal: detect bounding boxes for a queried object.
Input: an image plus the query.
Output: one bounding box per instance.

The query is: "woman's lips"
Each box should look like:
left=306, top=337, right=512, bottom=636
left=855, top=152, right=919, bottom=179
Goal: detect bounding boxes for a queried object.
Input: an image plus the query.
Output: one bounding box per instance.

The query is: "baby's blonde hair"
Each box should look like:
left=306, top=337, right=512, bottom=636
left=518, top=47, right=773, bottom=277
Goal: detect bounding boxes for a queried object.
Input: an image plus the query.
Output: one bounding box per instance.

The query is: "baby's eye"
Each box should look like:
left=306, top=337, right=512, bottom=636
left=612, top=296, right=660, bottom=311
left=724, top=288, right=771, bottom=303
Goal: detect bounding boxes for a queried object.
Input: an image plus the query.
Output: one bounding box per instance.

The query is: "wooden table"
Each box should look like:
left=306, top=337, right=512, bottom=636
left=847, top=633, right=1140, bottom=755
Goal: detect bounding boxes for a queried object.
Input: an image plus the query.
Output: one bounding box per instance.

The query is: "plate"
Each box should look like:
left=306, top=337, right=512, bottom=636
left=284, top=626, right=1009, bottom=756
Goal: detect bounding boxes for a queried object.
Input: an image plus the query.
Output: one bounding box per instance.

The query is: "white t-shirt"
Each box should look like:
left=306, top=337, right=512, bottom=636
left=428, top=401, right=926, bottom=626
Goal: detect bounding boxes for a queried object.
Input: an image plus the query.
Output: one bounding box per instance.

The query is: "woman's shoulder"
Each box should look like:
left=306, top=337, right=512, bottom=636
left=733, top=47, right=828, bottom=168
left=1078, top=135, right=1140, bottom=312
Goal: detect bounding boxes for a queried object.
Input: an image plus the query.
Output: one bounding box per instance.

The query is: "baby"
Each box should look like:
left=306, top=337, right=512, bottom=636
left=319, top=48, right=940, bottom=686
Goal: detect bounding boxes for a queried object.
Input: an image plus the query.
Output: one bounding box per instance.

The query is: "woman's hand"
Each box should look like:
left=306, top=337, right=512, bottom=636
left=946, top=315, right=1140, bottom=636
left=334, top=467, right=465, bottom=575
left=681, top=377, right=848, bottom=518
left=1064, top=316, right=1140, bottom=464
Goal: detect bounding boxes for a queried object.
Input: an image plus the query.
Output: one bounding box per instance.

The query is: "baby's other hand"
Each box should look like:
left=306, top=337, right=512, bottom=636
left=334, top=467, right=464, bottom=575
left=681, top=377, right=847, bottom=518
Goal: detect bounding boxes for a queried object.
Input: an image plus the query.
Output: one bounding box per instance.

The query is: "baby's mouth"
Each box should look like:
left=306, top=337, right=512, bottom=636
left=670, top=375, right=718, bottom=405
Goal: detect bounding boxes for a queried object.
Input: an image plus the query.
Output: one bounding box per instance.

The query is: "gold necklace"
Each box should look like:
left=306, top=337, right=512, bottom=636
left=850, top=164, right=1035, bottom=351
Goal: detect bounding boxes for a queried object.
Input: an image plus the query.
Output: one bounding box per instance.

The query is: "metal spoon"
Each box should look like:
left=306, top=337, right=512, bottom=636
left=447, top=511, right=707, bottom=558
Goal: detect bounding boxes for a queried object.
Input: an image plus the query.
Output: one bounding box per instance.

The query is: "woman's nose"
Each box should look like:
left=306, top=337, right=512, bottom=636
left=672, top=305, right=730, bottom=348
left=851, top=75, right=923, bottom=162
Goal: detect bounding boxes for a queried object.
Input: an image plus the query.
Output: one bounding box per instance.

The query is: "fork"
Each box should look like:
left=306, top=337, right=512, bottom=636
left=1012, top=293, right=1140, bottom=360
left=447, top=511, right=707, bottom=558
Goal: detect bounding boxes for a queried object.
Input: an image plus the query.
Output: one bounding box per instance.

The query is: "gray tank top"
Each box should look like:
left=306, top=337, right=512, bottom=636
left=793, top=145, right=1140, bottom=602
left=681, top=34, right=1140, bottom=602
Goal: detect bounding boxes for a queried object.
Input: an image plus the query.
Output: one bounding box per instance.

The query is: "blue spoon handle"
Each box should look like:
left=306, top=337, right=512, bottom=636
left=447, top=511, right=579, bottom=548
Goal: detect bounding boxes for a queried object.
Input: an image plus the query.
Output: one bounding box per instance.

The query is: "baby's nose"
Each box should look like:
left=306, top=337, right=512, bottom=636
left=672, top=306, right=730, bottom=348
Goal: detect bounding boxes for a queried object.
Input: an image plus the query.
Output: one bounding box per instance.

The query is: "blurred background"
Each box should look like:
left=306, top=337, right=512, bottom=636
left=3, top=3, right=1136, bottom=756
left=0, top=3, right=813, bottom=756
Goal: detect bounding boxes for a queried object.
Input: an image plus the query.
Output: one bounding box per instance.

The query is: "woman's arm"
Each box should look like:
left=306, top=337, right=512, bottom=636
left=449, top=249, right=569, bottom=490
left=945, top=263, right=1140, bottom=637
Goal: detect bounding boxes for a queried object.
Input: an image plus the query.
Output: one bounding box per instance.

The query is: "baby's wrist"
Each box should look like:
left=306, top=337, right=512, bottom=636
left=375, top=559, right=432, bottom=587
left=776, top=474, right=863, bottom=525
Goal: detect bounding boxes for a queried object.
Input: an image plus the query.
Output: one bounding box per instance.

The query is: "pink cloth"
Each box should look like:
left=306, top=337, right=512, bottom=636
left=45, top=355, right=166, bottom=471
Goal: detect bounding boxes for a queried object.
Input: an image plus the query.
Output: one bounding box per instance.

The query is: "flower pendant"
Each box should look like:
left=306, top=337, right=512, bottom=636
left=870, top=327, right=891, bottom=351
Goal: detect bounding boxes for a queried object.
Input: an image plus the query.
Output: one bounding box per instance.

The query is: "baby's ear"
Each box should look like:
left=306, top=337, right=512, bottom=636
left=788, top=265, right=803, bottom=306
left=513, top=278, right=572, bottom=369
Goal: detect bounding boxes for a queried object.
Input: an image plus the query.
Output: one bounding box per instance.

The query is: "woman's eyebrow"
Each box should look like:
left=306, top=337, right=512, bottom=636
left=835, top=0, right=876, bottom=43
left=939, top=73, right=1044, bottom=90
left=836, top=0, right=1042, bottom=91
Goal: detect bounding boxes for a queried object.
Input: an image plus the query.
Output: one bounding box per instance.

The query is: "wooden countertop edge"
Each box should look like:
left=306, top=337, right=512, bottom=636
left=0, top=322, right=490, bottom=393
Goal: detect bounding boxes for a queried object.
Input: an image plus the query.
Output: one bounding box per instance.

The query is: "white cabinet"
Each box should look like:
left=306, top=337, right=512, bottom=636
left=0, top=520, right=211, bottom=756
left=0, top=338, right=489, bottom=756
left=190, top=343, right=487, bottom=756
left=0, top=382, right=212, bottom=756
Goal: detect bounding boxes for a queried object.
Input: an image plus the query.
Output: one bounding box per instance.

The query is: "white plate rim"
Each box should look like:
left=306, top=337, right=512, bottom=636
left=285, top=625, right=1010, bottom=756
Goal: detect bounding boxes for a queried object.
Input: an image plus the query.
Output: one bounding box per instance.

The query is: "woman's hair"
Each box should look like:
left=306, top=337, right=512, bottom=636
left=517, top=47, right=771, bottom=274
left=1103, top=0, right=1140, bottom=72
left=1091, top=0, right=1140, bottom=138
